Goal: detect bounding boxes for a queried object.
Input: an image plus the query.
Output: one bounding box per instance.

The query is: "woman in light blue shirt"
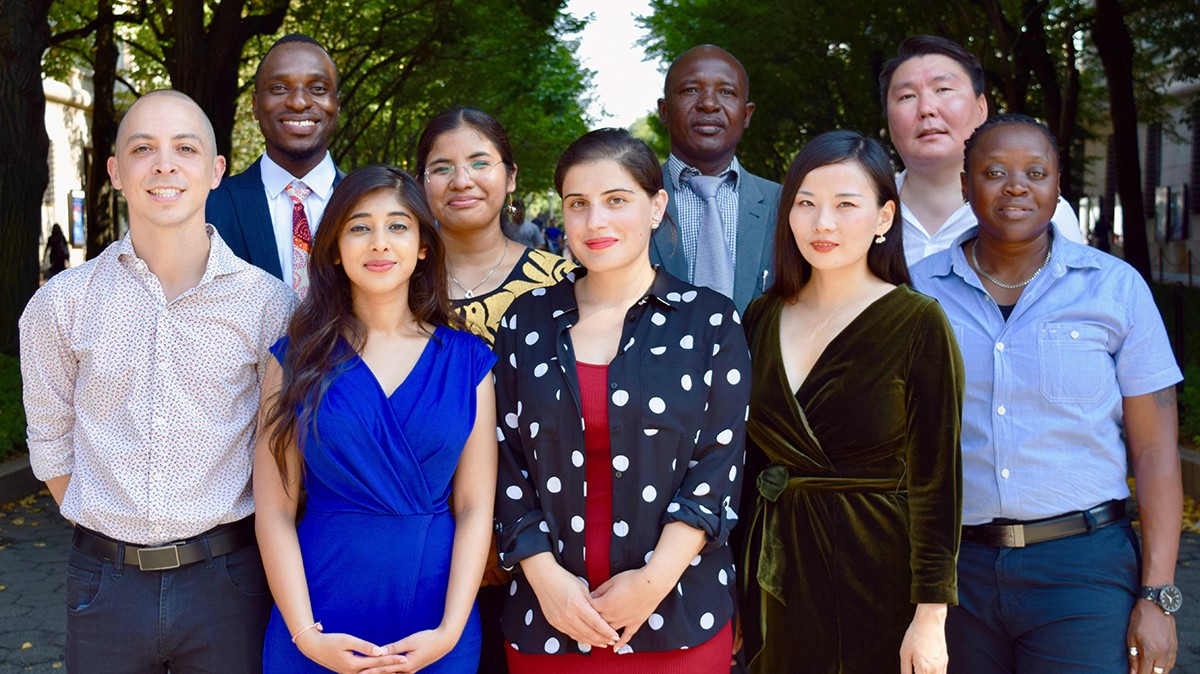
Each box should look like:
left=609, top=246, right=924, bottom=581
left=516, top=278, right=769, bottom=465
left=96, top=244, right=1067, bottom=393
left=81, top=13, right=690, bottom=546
left=910, top=114, right=1183, bottom=674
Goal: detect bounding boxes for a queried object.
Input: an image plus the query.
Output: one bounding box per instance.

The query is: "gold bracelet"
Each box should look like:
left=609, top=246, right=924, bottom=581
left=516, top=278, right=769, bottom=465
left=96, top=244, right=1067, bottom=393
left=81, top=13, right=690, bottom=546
left=291, top=621, right=323, bottom=643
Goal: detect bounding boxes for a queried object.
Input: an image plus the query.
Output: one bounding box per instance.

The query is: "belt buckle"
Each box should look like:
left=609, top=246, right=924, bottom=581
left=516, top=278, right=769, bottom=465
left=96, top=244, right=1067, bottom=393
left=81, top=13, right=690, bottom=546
left=136, top=544, right=182, bottom=571
left=1000, top=524, right=1026, bottom=548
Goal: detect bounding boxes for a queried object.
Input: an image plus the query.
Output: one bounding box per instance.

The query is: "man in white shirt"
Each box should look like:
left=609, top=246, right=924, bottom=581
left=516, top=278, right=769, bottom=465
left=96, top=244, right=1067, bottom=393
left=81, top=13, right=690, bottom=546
left=207, top=33, right=342, bottom=298
left=880, top=35, right=1084, bottom=265
left=20, top=90, right=294, bottom=673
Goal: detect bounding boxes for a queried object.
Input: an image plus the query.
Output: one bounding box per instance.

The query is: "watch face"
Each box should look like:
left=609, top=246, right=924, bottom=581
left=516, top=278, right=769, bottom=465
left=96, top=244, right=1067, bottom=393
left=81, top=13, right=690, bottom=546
left=1160, top=585, right=1184, bottom=613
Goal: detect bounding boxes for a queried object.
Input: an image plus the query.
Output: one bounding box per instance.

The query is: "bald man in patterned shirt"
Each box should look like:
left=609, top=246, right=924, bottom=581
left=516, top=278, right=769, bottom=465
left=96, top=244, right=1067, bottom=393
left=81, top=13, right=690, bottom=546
left=20, top=90, right=295, bottom=673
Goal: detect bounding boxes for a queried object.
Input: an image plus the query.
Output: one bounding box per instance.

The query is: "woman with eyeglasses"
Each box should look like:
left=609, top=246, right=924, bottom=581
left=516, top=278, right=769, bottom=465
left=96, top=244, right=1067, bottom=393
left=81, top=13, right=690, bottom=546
left=417, top=107, right=574, bottom=674
left=416, top=107, right=573, bottom=346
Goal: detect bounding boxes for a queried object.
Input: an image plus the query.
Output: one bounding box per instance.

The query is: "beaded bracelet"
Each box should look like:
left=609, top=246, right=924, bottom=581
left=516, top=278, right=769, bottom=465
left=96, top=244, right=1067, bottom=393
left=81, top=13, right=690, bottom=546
left=291, top=621, right=323, bottom=643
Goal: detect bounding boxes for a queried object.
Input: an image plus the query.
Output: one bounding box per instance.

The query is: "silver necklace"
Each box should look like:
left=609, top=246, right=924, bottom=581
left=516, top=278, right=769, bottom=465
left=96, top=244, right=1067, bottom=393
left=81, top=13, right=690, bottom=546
left=451, top=239, right=509, bottom=299
left=969, top=239, right=1051, bottom=290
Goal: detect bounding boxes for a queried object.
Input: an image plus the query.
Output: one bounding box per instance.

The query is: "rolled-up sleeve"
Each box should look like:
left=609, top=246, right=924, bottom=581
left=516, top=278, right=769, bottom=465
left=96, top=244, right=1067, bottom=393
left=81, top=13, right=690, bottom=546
left=663, top=304, right=751, bottom=553
left=492, top=312, right=553, bottom=571
left=20, top=285, right=77, bottom=480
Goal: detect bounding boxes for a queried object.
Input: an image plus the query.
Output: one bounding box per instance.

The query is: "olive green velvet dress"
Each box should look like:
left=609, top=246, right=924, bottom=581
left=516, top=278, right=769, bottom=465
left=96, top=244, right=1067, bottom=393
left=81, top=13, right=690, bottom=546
left=741, top=286, right=964, bottom=674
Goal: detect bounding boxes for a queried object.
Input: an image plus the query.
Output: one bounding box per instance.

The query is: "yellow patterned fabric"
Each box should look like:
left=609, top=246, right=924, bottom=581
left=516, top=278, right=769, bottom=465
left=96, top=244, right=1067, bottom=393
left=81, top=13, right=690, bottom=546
left=453, top=247, right=574, bottom=346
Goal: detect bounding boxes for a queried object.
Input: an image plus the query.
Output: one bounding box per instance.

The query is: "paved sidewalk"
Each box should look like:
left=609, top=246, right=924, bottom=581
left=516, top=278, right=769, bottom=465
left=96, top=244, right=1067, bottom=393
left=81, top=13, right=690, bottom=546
left=1, top=490, right=1197, bottom=672
left=0, top=492, right=70, bottom=672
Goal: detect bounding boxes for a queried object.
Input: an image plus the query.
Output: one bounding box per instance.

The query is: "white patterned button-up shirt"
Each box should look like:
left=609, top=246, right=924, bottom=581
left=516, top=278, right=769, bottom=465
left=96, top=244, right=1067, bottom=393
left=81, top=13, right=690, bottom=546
left=20, top=226, right=295, bottom=545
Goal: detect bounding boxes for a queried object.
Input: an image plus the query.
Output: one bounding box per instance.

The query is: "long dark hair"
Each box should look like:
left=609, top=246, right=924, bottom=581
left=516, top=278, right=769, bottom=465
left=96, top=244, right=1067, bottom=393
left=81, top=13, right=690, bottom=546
left=415, top=107, right=517, bottom=228
left=769, top=130, right=909, bottom=299
left=265, top=164, right=462, bottom=486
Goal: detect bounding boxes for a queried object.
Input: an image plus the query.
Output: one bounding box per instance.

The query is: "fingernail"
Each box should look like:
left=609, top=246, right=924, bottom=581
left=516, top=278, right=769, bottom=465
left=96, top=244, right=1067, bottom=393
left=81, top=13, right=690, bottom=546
left=373, top=647, right=385, bottom=656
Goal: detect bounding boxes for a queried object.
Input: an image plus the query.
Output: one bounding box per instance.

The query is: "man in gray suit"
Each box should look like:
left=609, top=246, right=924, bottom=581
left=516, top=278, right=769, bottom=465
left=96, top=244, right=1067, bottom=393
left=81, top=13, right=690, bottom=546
left=653, top=44, right=781, bottom=312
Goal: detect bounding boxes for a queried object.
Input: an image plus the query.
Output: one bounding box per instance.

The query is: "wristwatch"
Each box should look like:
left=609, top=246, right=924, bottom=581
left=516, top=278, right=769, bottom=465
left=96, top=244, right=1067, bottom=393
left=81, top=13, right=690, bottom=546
left=1138, top=585, right=1184, bottom=615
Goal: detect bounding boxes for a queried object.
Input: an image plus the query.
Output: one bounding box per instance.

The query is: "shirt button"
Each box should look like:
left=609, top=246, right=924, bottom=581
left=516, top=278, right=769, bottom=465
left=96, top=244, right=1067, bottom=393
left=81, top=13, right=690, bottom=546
left=612, top=427, right=621, bottom=436
left=615, top=471, right=623, bottom=478
left=1001, top=468, right=1011, bottom=479
left=154, top=416, right=167, bottom=428
left=995, top=342, right=1005, bottom=352
left=610, top=382, right=618, bottom=390
left=1070, top=330, right=1080, bottom=339
left=997, top=405, right=1006, bottom=416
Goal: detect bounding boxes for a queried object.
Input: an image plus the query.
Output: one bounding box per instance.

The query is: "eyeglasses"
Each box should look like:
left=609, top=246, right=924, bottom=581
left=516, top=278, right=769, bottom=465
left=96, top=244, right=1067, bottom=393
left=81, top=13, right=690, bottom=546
left=423, top=160, right=502, bottom=183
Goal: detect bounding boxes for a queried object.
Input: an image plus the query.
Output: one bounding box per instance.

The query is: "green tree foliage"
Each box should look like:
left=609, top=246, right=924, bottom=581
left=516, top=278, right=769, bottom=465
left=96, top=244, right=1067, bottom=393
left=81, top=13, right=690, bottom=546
left=285, top=0, right=591, bottom=196
left=629, top=112, right=670, bottom=163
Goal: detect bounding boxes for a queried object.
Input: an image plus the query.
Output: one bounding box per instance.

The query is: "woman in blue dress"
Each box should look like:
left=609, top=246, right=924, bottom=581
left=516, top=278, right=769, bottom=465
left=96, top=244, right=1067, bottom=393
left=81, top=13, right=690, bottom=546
left=254, top=165, right=498, bottom=673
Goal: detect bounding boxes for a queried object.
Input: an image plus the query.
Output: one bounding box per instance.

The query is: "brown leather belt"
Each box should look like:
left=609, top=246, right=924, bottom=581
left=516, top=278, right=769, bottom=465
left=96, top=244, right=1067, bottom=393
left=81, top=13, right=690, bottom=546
left=72, top=516, right=256, bottom=571
left=961, top=500, right=1125, bottom=548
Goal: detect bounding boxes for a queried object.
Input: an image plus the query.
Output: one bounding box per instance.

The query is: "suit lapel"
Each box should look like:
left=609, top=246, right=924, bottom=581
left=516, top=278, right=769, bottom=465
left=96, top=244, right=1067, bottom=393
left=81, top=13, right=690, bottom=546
left=735, top=173, right=770, bottom=309
left=232, top=159, right=283, bottom=280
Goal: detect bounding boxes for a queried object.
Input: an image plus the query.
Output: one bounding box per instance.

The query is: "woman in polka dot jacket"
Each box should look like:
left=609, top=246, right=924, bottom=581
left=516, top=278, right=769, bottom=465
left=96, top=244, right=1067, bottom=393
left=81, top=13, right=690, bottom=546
left=493, top=129, right=752, bottom=673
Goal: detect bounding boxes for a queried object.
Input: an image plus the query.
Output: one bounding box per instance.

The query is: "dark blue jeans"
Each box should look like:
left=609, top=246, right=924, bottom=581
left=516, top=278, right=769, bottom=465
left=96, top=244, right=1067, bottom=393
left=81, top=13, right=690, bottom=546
left=65, top=530, right=273, bottom=674
left=947, top=520, right=1140, bottom=674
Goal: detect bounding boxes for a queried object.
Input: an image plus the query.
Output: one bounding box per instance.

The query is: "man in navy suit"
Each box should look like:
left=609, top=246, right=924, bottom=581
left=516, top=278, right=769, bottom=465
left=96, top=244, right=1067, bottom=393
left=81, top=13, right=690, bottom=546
left=652, top=44, right=781, bottom=313
left=207, top=34, right=342, bottom=293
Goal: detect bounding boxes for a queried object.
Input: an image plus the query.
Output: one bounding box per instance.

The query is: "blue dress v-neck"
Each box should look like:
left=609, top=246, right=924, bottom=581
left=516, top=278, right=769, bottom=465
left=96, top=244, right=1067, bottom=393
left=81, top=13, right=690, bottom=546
left=263, top=326, right=496, bottom=673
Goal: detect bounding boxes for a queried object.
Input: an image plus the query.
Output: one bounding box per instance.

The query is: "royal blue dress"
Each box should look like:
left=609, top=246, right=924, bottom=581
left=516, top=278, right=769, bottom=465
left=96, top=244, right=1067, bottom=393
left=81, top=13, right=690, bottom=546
left=262, top=326, right=496, bottom=673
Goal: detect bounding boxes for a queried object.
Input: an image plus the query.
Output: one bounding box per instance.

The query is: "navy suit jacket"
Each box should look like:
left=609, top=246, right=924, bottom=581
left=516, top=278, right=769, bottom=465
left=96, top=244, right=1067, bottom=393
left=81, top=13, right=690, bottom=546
left=206, top=157, right=344, bottom=281
left=650, top=163, right=782, bottom=313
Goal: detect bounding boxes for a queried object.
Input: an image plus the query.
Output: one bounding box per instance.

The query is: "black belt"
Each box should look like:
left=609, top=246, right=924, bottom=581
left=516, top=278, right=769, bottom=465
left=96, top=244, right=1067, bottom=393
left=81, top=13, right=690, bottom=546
left=72, top=517, right=256, bottom=571
left=961, top=500, right=1125, bottom=548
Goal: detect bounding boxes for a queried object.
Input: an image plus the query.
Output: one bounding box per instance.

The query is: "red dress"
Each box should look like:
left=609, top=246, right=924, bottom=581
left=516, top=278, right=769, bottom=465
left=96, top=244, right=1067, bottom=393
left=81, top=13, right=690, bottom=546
left=506, top=362, right=732, bottom=674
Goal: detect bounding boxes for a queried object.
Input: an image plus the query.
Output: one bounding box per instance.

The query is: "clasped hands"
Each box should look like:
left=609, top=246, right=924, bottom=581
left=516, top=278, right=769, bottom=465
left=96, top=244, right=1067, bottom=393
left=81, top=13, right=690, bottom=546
left=528, top=560, right=673, bottom=653
left=294, top=622, right=459, bottom=674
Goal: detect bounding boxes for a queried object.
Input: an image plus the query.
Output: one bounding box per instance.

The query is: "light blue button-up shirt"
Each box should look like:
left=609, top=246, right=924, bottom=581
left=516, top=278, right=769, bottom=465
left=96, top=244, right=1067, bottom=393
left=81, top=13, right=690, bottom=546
left=911, top=230, right=1182, bottom=525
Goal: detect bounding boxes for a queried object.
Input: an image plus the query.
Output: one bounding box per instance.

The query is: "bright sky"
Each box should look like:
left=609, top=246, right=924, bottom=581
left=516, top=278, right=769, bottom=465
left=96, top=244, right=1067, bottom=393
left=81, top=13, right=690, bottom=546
left=566, top=0, right=665, bottom=128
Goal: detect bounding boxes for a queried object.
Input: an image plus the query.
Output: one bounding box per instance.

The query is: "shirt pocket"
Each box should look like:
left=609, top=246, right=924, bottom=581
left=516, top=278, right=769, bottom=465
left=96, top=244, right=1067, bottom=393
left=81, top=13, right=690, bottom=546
left=638, top=351, right=711, bottom=437
left=1037, top=322, right=1113, bottom=404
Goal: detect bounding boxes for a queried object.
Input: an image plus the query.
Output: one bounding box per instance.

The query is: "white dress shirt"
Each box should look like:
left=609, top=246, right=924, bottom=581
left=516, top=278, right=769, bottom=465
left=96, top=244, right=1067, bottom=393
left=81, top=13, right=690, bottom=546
left=897, top=170, right=1083, bottom=266
left=20, top=226, right=296, bottom=544
left=259, top=152, right=337, bottom=282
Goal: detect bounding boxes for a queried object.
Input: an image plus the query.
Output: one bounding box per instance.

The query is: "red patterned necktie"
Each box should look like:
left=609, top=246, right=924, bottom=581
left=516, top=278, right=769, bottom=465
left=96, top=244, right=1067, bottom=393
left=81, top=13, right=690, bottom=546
left=286, top=181, right=313, bottom=300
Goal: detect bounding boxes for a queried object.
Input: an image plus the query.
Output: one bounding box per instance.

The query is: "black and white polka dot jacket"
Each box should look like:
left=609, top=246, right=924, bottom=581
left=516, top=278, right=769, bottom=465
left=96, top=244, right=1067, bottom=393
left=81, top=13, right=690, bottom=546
left=493, top=268, right=751, bottom=655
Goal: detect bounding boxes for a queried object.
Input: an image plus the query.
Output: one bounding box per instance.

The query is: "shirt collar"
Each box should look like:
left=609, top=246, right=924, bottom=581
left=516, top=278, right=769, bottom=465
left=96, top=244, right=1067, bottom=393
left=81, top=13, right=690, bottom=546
left=546, top=266, right=685, bottom=320
left=667, top=154, right=742, bottom=192
left=932, top=225, right=1102, bottom=283
left=259, top=151, right=337, bottom=199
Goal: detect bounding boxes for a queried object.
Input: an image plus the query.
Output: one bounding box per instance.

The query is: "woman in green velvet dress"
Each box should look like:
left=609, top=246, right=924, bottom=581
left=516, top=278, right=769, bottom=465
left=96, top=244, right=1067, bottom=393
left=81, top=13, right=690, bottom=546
left=741, top=131, right=963, bottom=674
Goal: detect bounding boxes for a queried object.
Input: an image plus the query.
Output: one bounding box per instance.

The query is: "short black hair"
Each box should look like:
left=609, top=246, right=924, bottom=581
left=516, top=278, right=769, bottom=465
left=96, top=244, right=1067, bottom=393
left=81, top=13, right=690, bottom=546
left=963, top=113, right=1060, bottom=169
left=254, top=33, right=339, bottom=93
left=878, top=35, right=984, bottom=113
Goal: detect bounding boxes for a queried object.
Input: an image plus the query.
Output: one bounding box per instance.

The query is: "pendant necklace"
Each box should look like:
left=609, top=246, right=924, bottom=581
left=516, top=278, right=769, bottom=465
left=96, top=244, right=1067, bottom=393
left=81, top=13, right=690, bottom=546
left=969, top=239, right=1052, bottom=290
left=452, top=239, right=509, bottom=299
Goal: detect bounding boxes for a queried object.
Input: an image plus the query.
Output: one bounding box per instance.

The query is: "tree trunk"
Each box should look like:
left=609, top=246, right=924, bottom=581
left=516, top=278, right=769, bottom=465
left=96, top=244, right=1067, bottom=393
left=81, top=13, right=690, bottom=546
left=86, top=0, right=119, bottom=259
left=1094, top=0, right=1151, bottom=280
left=0, top=0, right=52, bottom=355
left=162, top=0, right=286, bottom=160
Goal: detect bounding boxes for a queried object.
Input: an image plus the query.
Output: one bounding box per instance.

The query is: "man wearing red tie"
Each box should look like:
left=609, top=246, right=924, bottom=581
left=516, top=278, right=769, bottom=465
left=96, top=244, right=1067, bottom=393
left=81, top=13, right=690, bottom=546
left=207, top=33, right=343, bottom=300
